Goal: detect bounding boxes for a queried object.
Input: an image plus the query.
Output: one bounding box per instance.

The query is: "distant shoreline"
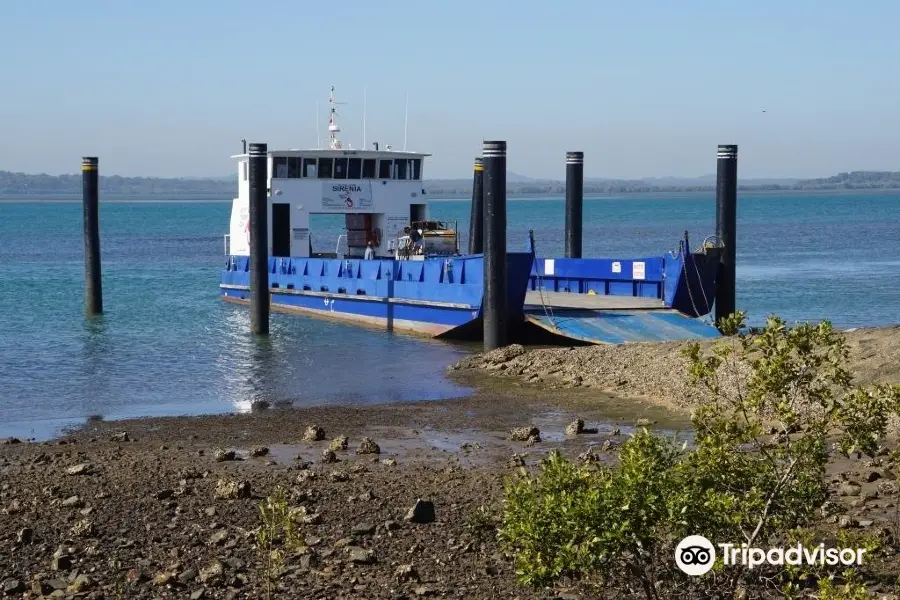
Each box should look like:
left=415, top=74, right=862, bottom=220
left=4, top=168, right=900, bottom=199
left=2, top=187, right=900, bottom=203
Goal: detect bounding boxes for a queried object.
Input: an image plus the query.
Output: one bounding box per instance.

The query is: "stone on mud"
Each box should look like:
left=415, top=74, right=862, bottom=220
left=347, top=546, right=376, bottom=565
left=199, top=560, right=225, bottom=584
left=303, top=425, right=326, bottom=442
left=352, top=522, right=376, bottom=536
left=214, top=479, right=251, bottom=500
left=65, top=463, right=92, bottom=476
left=214, top=449, right=236, bottom=462
left=329, top=435, right=349, bottom=452
left=356, top=437, right=381, bottom=455
left=507, top=426, right=540, bottom=442
left=405, top=499, right=436, bottom=524
left=565, top=419, right=585, bottom=436
left=395, top=564, right=420, bottom=583
left=2, top=579, right=25, bottom=595
left=838, top=482, right=862, bottom=497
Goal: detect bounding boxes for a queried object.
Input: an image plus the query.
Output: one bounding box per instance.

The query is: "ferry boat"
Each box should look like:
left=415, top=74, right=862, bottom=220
left=220, top=87, right=723, bottom=345
left=220, top=88, right=533, bottom=338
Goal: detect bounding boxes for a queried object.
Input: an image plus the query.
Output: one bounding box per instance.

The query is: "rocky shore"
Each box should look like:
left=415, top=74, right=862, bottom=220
left=451, top=325, right=900, bottom=415
left=0, top=375, right=674, bottom=600
left=3, top=324, right=900, bottom=598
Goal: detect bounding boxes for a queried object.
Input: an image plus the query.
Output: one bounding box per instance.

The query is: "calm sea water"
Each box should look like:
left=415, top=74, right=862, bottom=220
left=1, top=191, right=898, bottom=439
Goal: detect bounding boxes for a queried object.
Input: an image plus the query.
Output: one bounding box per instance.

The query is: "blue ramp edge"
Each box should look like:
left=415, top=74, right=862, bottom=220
left=525, top=309, right=722, bottom=345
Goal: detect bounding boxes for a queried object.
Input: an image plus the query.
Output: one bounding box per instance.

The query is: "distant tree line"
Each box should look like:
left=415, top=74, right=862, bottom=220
left=790, top=170, right=900, bottom=190
left=0, top=171, right=234, bottom=196
left=2, top=169, right=900, bottom=198
left=424, top=181, right=793, bottom=196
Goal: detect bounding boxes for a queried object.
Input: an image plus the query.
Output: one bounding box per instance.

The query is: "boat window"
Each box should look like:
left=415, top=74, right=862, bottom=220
left=378, top=159, right=392, bottom=179
left=287, top=157, right=300, bottom=178
left=302, top=158, right=317, bottom=178
left=362, top=158, right=376, bottom=178
left=333, top=157, right=348, bottom=179
left=273, top=157, right=288, bottom=178
left=348, top=158, right=362, bottom=179
left=318, top=158, right=333, bottom=178
left=412, top=158, right=421, bottom=180
left=395, top=158, right=408, bottom=180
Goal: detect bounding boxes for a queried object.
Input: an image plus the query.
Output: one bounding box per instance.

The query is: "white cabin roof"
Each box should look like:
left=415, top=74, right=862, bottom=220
left=230, top=148, right=431, bottom=161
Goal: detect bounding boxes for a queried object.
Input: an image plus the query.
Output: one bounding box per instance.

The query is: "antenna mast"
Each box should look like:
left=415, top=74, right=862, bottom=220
left=363, top=85, right=367, bottom=150
left=315, top=101, right=320, bottom=148
left=328, top=85, right=347, bottom=150
left=403, top=92, right=409, bottom=151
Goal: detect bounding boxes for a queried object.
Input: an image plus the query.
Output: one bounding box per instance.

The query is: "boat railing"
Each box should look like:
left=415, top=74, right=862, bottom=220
left=223, top=234, right=230, bottom=255
left=335, top=233, right=347, bottom=257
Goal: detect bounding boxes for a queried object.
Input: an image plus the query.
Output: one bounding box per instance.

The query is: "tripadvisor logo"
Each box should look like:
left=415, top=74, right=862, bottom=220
left=675, top=535, right=868, bottom=576
left=675, top=535, right=716, bottom=576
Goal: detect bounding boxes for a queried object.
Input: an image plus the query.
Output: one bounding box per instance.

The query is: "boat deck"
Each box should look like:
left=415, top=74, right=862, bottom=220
left=524, top=290, right=665, bottom=311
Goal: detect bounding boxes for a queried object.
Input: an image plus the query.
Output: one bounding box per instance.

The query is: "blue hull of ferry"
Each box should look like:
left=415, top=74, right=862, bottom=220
left=220, top=253, right=534, bottom=338
left=528, top=247, right=721, bottom=319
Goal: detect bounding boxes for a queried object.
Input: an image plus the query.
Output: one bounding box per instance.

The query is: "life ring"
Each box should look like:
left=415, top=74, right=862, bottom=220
left=345, top=197, right=353, bottom=208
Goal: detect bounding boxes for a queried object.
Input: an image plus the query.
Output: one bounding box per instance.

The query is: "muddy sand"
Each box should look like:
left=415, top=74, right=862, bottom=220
left=2, top=324, right=900, bottom=599
left=0, top=372, right=689, bottom=600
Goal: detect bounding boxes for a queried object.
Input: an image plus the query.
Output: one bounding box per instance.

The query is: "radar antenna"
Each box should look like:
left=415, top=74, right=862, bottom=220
left=328, top=86, right=348, bottom=150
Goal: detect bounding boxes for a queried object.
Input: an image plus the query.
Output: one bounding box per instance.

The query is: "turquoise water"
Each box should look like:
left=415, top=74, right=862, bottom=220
left=1, top=192, right=899, bottom=439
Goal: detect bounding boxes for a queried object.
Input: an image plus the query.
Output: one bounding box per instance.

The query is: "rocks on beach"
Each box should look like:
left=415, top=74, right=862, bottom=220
left=65, top=463, right=92, bottom=476
left=508, top=426, right=541, bottom=445
left=2, top=327, right=899, bottom=599
left=356, top=437, right=381, bottom=455
left=303, top=425, right=326, bottom=442
left=451, top=327, right=900, bottom=420
left=329, top=435, right=349, bottom=451
left=213, top=479, right=251, bottom=500
left=565, top=418, right=601, bottom=437
left=406, top=499, right=436, bottom=524
left=214, top=449, right=236, bottom=462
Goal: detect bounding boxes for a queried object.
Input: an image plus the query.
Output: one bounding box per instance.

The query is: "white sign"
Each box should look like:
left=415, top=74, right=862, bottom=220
left=544, top=259, right=555, bottom=276
left=292, top=227, right=309, bottom=240
left=632, top=261, right=645, bottom=280
left=612, top=261, right=621, bottom=274
left=385, top=215, right=408, bottom=240
left=322, top=182, right=373, bottom=210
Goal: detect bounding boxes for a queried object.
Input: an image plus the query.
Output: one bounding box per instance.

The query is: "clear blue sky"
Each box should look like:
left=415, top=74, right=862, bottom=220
left=2, top=0, right=898, bottom=180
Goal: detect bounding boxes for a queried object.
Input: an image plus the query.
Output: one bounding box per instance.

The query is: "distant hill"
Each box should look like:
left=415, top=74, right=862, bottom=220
left=1, top=169, right=899, bottom=199
left=506, top=171, right=536, bottom=183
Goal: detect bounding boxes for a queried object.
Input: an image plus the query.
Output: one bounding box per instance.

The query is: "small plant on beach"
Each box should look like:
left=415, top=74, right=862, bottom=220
left=815, top=570, right=873, bottom=600
left=466, top=504, right=499, bottom=549
left=466, top=505, right=496, bottom=533
left=256, top=486, right=304, bottom=600
left=498, top=312, right=900, bottom=599
left=500, top=432, right=684, bottom=597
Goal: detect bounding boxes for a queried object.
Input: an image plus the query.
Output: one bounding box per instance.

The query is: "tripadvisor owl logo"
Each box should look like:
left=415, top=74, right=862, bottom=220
left=675, top=535, right=716, bottom=576
left=675, top=534, right=868, bottom=575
